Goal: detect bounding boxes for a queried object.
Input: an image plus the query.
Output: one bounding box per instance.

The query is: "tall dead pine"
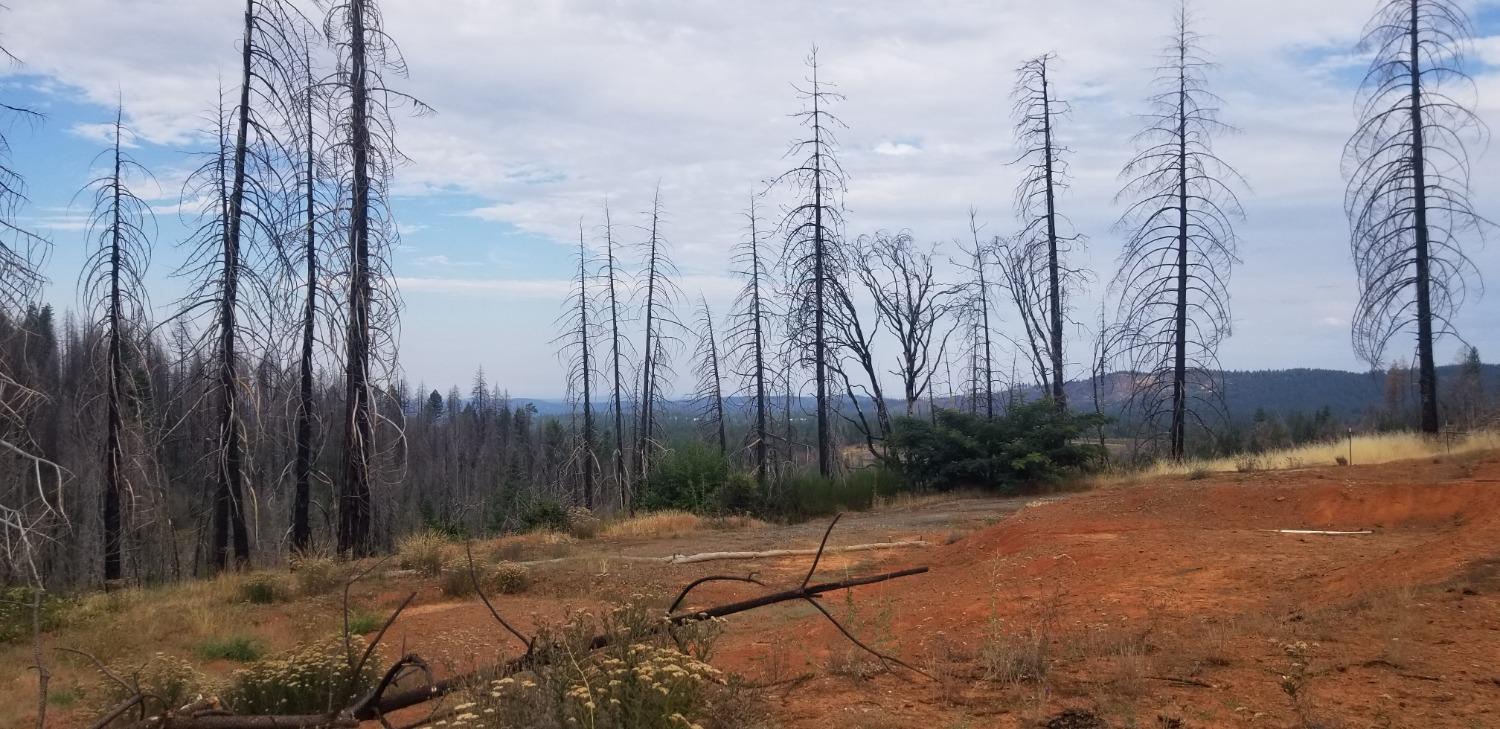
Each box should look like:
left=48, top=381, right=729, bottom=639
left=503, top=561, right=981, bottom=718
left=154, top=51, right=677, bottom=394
left=1111, top=5, right=1244, bottom=460
left=1346, top=0, right=1488, bottom=433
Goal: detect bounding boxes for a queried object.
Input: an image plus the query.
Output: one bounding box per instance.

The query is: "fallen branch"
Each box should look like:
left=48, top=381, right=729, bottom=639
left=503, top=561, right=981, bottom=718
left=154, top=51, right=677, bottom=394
left=1261, top=529, right=1372, bottom=535
left=503, top=539, right=930, bottom=568
left=112, top=513, right=929, bottom=729
left=1148, top=674, right=1215, bottom=688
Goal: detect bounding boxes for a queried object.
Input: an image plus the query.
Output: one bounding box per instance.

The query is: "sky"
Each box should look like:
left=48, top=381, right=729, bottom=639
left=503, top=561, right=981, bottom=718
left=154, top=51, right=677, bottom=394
left=3, top=0, right=1500, bottom=398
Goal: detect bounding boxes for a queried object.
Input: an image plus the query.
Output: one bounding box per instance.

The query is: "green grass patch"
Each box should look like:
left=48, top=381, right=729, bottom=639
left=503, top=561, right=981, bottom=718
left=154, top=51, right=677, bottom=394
left=197, top=635, right=266, bottom=662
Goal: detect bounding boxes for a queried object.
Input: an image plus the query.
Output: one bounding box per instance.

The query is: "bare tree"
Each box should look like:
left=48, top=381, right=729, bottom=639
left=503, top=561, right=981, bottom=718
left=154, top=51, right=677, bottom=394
left=1346, top=0, right=1488, bottom=434
left=325, top=0, right=426, bottom=554
left=952, top=210, right=996, bottom=418
left=178, top=0, right=309, bottom=570
left=556, top=220, right=596, bottom=507
left=598, top=201, right=630, bottom=509
left=291, top=37, right=333, bottom=552
left=691, top=295, right=728, bottom=455
left=80, top=106, right=155, bottom=583
left=1111, top=5, right=1244, bottom=461
left=827, top=258, right=890, bottom=461
left=1011, top=53, right=1086, bottom=408
left=774, top=46, right=847, bottom=477
left=853, top=231, right=957, bottom=416
left=728, top=194, right=776, bottom=487
left=633, top=186, right=681, bottom=505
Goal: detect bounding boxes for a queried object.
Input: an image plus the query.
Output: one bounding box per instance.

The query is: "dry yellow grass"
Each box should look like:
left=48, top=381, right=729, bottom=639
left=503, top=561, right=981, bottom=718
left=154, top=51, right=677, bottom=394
left=600, top=510, right=766, bottom=540
left=1120, top=429, right=1500, bottom=482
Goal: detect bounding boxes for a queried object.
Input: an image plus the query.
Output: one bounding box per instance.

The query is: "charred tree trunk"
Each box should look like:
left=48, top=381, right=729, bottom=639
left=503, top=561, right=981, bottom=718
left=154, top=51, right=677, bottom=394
left=339, top=0, right=375, bottom=555
left=602, top=203, right=628, bottom=510
left=1407, top=0, right=1438, bottom=434
left=292, top=60, right=317, bottom=552
left=215, top=0, right=257, bottom=570
left=103, top=114, right=126, bottom=584
left=577, top=222, right=595, bottom=508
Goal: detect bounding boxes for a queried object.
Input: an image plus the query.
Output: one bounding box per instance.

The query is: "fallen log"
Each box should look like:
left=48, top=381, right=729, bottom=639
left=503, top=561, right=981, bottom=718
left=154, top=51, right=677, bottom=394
left=510, top=539, right=931, bottom=567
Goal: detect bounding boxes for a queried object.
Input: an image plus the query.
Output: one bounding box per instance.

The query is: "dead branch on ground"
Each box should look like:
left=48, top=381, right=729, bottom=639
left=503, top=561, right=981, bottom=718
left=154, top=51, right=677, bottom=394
left=113, top=513, right=928, bottom=728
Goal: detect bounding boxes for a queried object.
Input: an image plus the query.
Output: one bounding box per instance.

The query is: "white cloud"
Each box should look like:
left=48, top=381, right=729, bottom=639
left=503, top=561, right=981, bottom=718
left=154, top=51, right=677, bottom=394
left=6, top=0, right=1500, bottom=392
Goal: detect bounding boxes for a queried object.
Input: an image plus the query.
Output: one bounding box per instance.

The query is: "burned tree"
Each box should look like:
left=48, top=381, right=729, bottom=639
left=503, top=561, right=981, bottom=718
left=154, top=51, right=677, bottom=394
left=853, top=231, right=957, bottom=417
left=556, top=220, right=596, bottom=508
left=827, top=252, right=891, bottom=461
left=291, top=39, right=332, bottom=552
left=952, top=210, right=996, bottom=418
left=633, top=187, right=681, bottom=505
left=1346, top=0, right=1488, bottom=434
left=691, top=295, right=728, bottom=455
left=599, top=201, right=630, bottom=509
left=1011, top=53, right=1085, bottom=408
left=1111, top=6, right=1244, bottom=461
left=179, top=0, right=311, bottom=570
left=80, top=106, right=154, bottom=583
left=325, top=0, right=426, bottom=554
left=774, top=46, right=847, bottom=477
left=729, top=194, right=776, bottom=487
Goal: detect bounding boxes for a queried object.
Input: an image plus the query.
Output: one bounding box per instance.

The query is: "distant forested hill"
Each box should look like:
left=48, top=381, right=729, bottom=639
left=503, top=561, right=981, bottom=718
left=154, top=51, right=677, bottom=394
left=1062, top=364, right=1500, bottom=424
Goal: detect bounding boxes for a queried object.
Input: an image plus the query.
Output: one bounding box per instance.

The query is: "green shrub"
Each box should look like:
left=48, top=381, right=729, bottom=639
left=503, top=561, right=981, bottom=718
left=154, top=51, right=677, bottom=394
left=197, top=635, right=265, bottom=662
left=397, top=531, right=451, bottom=576
left=346, top=610, right=383, bottom=635
left=223, top=635, right=381, bottom=714
left=713, top=472, right=765, bottom=515
left=518, top=498, right=569, bottom=533
left=886, top=400, right=1107, bottom=492
left=238, top=575, right=284, bottom=605
left=779, top=468, right=900, bottom=519
left=640, top=442, right=730, bottom=512
left=0, top=586, right=63, bottom=644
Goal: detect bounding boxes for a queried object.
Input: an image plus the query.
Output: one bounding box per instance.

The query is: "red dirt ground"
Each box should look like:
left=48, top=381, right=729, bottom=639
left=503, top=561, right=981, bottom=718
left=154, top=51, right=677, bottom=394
left=381, top=454, right=1500, bottom=728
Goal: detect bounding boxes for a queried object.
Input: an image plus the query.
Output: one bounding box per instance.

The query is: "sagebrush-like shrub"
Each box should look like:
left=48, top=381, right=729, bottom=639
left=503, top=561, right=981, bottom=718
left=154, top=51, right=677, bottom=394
left=565, top=506, right=601, bottom=539
left=290, top=555, right=343, bottom=596
left=223, top=635, right=381, bottom=714
left=239, top=575, right=284, bottom=605
left=491, top=562, right=530, bottom=594
left=440, top=558, right=478, bottom=598
left=441, top=601, right=739, bottom=729
left=397, top=531, right=451, bottom=576
left=92, top=653, right=204, bottom=714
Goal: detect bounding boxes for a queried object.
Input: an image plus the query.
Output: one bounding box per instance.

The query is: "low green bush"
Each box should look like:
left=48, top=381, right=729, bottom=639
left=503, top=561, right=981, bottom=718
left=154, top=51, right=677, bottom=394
left=886, top=400, right=1106, bottom=492
left=0, top=586, right=63, bottom=644
left=197, top=635, right=265, bottom=662
left=640, top=441, right=731, bottom=512
left=518, top=498, right=569, bottom=533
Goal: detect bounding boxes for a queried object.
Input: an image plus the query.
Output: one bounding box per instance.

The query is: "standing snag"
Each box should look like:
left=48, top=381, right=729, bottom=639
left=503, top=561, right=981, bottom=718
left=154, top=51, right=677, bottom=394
left=691, top=295, right=728, bottom=455
left=953, top=210, right=997, bottom=419
left=325, top=0, right=427, bottom=555
left=1345, top=0, right=1488, bottom=433
left=853, top=231, right=958, bottom=417
left=599, top=201, right=631, bottom=509
left=80, top=106, right=155, bottom=584
left=728, top=194, right=777, bottom=488
left=556, top=219, right=597, bottom=508
left=1009, top=53, right=1087, bottom=408
left=1111, top=5, right=1244, bottom=460
left=633, top=186, right=682, bottom=506
left=774, top=46, right=847, bottom=477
